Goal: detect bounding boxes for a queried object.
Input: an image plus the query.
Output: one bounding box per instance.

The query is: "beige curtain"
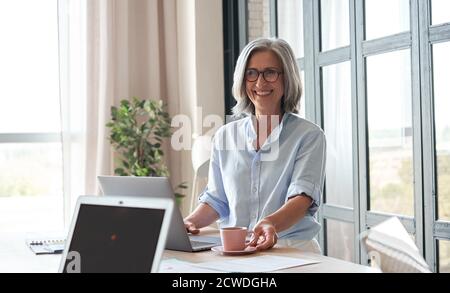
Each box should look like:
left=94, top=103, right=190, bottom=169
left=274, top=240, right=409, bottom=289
left=84, top=0, right=116, bottom=195
left=61, top=0, right=181, bottom=216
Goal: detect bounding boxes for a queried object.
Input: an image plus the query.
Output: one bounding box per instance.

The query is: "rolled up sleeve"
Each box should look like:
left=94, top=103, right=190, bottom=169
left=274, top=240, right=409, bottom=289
left=198, top=135, right=230, bottom=219
left=286, top=129, right=326, bottom=216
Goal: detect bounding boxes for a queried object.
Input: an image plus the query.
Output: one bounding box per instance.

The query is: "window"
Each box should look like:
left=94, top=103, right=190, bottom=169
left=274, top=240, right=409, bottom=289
left=278, top=1, right=306, bottom=118
left=299, top=71, right=305, bottom=118
left=0, top=0, right=64, bottom=232
left=320, top=0, right=350, bottom=51
left=366, top=50, right=414, bottom=216
left=323, top=62, right=353, bottom=208
left=365, top=0, right=410, bottom=40
left=244, top=0, right=307, bottom=118
left=233, top=0, right=450, bottom=270
left=433, top=42, right=450, bottom=222
left=431, top=0, right=450, bottom=26
left=278, top=0, right=304, bottom=58
left=438, top=240, right=450, bottom=273
left=426, top=1, right=450, bottom=270
left=0, top=144, right=63, bottom=232
left=326, top=219, right=355, bottom=262
left=0, top=2, right=61, bottom=134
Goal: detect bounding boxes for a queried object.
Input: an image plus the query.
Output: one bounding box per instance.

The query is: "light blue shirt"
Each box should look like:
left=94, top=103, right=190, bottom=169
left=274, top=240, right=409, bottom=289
left=199, top=112, right=326, bottom=240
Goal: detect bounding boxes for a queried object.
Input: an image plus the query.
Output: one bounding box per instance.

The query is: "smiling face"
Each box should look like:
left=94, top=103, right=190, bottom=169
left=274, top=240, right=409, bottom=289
left=245, top=50, right=285, bottom=116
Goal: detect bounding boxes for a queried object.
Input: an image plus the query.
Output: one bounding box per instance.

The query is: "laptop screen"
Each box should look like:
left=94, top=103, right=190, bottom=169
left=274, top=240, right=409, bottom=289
left=62, top=204, right=165, bottom=273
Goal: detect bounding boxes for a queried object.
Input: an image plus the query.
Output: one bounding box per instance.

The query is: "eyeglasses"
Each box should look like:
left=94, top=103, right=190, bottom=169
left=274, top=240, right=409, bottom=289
left=245, top=68, right=283, bottom=83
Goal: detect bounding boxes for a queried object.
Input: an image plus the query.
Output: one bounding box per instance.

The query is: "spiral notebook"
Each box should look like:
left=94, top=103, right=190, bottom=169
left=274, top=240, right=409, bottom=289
left=26, top=237, right=66, bottom=255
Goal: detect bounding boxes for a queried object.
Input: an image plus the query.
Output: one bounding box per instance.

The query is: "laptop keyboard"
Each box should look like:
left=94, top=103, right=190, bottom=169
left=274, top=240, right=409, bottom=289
left=190, top=240, right=215, bottom=247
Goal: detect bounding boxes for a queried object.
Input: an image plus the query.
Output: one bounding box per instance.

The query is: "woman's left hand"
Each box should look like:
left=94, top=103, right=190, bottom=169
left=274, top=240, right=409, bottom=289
left=248, top=219, right=278, bottom=251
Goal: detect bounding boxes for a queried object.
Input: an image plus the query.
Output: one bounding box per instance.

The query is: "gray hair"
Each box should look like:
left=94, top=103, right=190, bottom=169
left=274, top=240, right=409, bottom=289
left=231, top=38, right=303, bottom=117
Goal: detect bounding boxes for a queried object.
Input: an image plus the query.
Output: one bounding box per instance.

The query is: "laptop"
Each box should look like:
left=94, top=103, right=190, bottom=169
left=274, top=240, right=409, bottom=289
left=59, top=196, right=173, bottom=273
left=97, top=176, right=220, bottom=252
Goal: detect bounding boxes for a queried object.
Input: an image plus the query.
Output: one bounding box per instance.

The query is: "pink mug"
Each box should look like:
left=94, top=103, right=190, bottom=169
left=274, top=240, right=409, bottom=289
left=220, top=227, right=251, bottom=251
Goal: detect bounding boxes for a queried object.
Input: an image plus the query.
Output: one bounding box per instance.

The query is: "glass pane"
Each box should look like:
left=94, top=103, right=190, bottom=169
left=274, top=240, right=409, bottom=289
left=0, top=0, right=61, bottom=133
left=300, top=70, right=305, bottom=118
left=320, top=0, right=350, bottom=51
left=439, top=240, right=450, bottom=273
left=432, top=0, right=450, bottom=26
left=0, top=143, right=63, bottom=232
left=248, top=0, right=271, bottom=41
left=326, top=219, right=355, bottom=262
left=365, top=0, right=410, bottom=40
left=278, top=0, right=304, bottom=58
left=323, top=62, right=353, bottom=207
left=366, top=50, right=414, bottom=216
left=433, top=42, right=450, bottom=221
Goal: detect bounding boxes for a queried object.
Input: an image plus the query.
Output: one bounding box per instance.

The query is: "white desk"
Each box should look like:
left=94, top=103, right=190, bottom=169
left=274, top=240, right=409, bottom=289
left=0, top=231, right=379, bottom=273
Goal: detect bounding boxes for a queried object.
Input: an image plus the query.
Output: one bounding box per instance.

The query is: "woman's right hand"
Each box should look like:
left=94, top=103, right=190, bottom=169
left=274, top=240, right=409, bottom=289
left=184, top=220, right=200, bottom=235
left=183, top=203, right=220, bottom=235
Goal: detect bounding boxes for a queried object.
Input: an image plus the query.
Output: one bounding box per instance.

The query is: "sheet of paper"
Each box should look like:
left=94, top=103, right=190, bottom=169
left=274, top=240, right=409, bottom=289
left=192, top=255, right=320, bottom=273
left=159, top=259, right=221, bottom=273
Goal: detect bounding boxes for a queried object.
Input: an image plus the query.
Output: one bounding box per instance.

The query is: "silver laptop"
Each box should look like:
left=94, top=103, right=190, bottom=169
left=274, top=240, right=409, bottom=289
left=97, top=176, right=220, bottom=252
left=59, top=196, right=173, bottom=273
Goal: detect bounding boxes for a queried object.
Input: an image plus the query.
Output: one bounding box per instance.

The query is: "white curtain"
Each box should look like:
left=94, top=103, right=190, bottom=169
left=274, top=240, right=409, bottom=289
left=59, top=0, right=88, bottom=224
left=323, top=62, right=354, bottom=262
left=320, top=0, right=354, bottom=262
left=277, top=0, right=304, bottom=58
left=59, top=0, right=181, bottom=224
left=84, top=0, right=118, bottom=195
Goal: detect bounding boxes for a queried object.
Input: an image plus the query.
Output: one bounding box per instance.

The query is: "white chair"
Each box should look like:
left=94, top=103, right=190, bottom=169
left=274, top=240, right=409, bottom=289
left=190, top=135, right=212, bottom=213
left=361, top=217, right=432, bottom=273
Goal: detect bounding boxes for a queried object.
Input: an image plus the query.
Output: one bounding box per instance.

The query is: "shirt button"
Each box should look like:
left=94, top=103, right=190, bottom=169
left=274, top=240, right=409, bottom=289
left=253, top=187, right=257, bottom=193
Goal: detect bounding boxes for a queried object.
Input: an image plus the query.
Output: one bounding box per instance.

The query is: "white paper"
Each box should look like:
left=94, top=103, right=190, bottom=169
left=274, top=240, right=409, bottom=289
left=159, top=259, right=221, bottom=273
left=192, top=255, right=320, bottom=273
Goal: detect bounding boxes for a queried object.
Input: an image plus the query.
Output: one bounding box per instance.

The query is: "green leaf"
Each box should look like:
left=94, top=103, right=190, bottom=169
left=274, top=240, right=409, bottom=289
left=110, top=107, right=118, bottom=120
left=143, top=100, right=151, bottom=113
left=120, top=99, right=130, bottom=109
left=115, top=168, right=127, bottom=176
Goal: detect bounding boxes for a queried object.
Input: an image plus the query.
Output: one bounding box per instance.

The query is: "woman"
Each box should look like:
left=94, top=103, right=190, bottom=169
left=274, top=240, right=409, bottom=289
left=184, top=38, right=326, bottom=252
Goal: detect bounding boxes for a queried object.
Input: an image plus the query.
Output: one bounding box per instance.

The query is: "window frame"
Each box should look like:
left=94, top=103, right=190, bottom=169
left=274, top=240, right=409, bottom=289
left=0, top=133, right=61, bottom=143
left=226, top=0, right=450, bottom=271
left=0, top=0, right=66, bottom=229
left=0, top=0, right=79, bottom=231
left=223, top=0, right=248, bottom=116
left=313, top=0, right=425, bottom=268
left=419, top=0, right=450, bottom=273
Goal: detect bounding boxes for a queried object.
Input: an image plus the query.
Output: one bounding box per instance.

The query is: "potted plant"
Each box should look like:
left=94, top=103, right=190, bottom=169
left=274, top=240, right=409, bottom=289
left=106, top=97, right=187, bottom=206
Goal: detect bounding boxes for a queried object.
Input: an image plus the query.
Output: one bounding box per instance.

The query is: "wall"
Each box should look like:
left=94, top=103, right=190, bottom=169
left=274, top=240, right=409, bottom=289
left=248, top=0, right=271, bottom=41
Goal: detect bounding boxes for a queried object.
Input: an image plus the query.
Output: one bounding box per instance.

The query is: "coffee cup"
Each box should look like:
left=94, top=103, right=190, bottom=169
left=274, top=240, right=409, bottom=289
left=220, top=227, right=249, bottom=251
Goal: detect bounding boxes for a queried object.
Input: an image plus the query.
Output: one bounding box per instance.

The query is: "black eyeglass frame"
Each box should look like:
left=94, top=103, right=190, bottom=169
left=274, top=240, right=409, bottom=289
left=245, top=68, right=284, bottom=83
